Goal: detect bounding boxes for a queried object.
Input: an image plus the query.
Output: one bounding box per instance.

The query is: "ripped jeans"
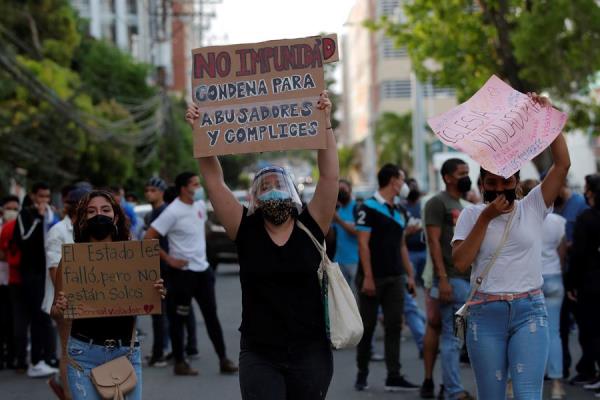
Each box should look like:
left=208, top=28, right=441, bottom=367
left=466, top=292, right=549, bottom=400
left=67, top=337, right=142, bottom=400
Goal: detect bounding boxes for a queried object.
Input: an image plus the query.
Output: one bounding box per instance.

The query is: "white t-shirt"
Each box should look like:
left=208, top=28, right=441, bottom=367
left=452, top=185, right=552, bottom=294
left=541, top=213, right=566, bottom=276
left=151, top=198, right=209, bottom=272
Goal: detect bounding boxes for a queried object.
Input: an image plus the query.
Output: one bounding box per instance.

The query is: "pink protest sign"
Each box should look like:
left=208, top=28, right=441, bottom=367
left=427, top=75, right=567, bottom=178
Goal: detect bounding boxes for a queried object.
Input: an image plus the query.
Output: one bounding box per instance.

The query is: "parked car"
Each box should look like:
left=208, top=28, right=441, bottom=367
left=206, top=190, right=249, bottom=270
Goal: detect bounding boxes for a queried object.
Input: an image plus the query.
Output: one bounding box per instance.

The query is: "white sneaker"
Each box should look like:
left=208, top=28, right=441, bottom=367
left=585, top=378, right=600, bottom=390
left=27, top=361, right=58, bottom=378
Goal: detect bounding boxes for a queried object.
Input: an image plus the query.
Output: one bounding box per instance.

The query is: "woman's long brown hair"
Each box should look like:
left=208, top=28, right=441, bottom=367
left=73, top=190, right=130, bottom=243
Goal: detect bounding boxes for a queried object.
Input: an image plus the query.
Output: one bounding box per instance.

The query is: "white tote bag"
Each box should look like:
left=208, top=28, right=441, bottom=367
left=297, top=221, right=364, bottom=349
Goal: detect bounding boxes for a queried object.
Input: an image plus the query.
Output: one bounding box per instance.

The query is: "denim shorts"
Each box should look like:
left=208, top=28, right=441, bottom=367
left=67, top=337, right=142, bottom=400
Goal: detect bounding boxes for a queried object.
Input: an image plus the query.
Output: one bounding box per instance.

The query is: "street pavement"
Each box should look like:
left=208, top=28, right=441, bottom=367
left=1, top=263, right=594, bottom=399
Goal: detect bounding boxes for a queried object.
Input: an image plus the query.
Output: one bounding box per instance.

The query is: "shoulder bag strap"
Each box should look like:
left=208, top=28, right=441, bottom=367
left=464, top=209, right=516, bottom=304
left=128, top=319, right=137, bottom=356
left=296, top=220, right=326, bottom=258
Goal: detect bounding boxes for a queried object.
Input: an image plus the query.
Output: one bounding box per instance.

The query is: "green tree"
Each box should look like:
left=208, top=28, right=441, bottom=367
left=370, top=0, right=600, bottom=132
left=374, top=112, right=412, bottom=170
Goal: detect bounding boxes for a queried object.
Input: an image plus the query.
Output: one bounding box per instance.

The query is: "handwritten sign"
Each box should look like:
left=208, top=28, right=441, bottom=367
left=191, top=34, right=339, bottom=157
left=61, top=240, right=161, bottom=319
left=427, top=75, right=567, bottom=177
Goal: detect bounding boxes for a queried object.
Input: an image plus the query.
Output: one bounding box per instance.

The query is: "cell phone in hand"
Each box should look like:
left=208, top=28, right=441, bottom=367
left=406, top=283, right=416, bottom=296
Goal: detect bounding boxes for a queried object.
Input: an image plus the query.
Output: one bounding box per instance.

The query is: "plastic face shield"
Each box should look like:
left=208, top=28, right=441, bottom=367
left=247, top=166, right=302, bottom=215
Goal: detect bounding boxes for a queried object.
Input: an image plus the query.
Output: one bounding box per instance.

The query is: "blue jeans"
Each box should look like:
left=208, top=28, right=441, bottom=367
left=409, top=250, right=427, bottom=286
left=440, top=278, right=470, bottom=399
left=542, top=274, right=564, bottom=379
left=67, top=338, right=142, bottom=400
left=467, top=292, right=549, bottom=400
left=404, top=291, right=425, bottom=353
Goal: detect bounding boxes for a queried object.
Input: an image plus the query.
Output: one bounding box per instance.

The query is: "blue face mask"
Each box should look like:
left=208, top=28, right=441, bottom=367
left=193, top=188, right=205, bottom=201
left=258, top=189, right=290, bottom=202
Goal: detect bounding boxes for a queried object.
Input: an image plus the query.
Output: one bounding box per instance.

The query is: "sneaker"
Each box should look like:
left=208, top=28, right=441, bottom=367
left=355, top=371, right=369, bottom=391
left=437, top=384, right=446, bottom=400
left=595, top=388, right=600, bottom=398
left=148, top=355, right=168, bottom=368
left=27, top=361, right=58, bottom=378
left=174, top=361, right=199, bottom=376
left=46, top=358, right=60, bottom=369
left=585, top=377, right=600, bottom=390
left=456, top=391, right=476, bottom=400
left=420, top=379, right=435, bottom=398
left=385, top=375, right=419, bottom=392
left=219, top=358, right=238, bottom=374
left=570, top=374, right=596, bottom=386
left=370, top=353, right=385, bottom=362
left=551, top=384, right=565, bottom=399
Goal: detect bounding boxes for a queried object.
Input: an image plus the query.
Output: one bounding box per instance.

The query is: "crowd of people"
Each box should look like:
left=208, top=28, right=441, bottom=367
left=0, top=91, right=599, bottom=400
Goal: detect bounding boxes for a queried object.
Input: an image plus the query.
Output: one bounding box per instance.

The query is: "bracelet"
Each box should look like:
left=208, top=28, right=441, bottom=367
left=326, top=126, right=332, bottom=130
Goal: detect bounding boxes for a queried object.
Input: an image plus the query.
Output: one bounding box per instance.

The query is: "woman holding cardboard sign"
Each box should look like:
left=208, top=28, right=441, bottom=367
left=51, top=191, right=166, bottom=400
left=186, top=90, right=339, bottom=399
left=451, top=93, right=570, bottom=400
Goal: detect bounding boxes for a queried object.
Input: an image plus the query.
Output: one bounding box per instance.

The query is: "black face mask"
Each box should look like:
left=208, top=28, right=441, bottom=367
left=85, top=214, right=115, bottom=241
left=457, top=177, right=472, bottom=194
left=407, top=189, right=420, bottom=203
left=338, top=190, right=350, bottom=205
left=483, top=188, right=517, bottom=205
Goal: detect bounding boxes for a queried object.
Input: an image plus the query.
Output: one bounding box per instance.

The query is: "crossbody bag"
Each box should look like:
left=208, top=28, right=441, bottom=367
left=454, top=210, right=515, bottom=341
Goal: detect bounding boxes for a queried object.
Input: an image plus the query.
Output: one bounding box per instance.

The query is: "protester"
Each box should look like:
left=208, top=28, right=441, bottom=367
left=0, top=196, right=19, bottom=371
left=425, top=158, right=474, bottom=400
left=554, top=178, right=592, bottom=383
left=567, top=174, right=600, bottom=395
left=452, top=93, right=570, bottom=399
left=404, top=179, right=427, bottom=285
left=185, top=90, right=337, bottom=399
left=145, top=172, right=237, bottom=376
left=51, top=190, right=166, bottom=400
left=13, top=183, right=59, bottom=378
left=522, top=179, right=568, bottom=399
left=0, top=196, right=23, bottom=373
left=354, top=163, right=419, bottom=392
left=333, top=179, right=359, bottom=289
left=143, top=177, right=170, bottom=368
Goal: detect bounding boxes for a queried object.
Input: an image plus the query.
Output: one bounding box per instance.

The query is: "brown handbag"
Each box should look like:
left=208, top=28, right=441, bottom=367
left=71, top=322, right=138, bottom=400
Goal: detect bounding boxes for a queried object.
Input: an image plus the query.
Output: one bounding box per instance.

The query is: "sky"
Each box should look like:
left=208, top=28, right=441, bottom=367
left=205, top=0, right=357, bottom=46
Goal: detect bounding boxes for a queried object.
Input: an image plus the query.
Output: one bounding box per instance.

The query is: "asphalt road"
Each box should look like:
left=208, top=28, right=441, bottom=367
left=0, top=264, right=593, bottom=399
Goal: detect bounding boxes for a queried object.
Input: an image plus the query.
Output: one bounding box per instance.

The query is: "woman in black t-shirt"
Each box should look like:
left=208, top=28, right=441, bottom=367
left=51, top=191, right=166, bottom=400
left=186, top=91, right=339, bottom=400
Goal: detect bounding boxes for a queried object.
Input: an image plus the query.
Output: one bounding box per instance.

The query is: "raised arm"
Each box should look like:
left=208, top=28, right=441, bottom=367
left=528, top=93, right=571, bottom=207
left=185, top=104, right=244, bottom=240
left=308, top=91, right=340, bottom=235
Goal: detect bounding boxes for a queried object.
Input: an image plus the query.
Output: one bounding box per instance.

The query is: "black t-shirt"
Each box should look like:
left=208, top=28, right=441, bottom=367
left=355, top=196, right=406, bottom=278
left=145, top=203, right=169, bottom=271
left=72, top=316, right=135, bottom=342
left=235, top=207, right=327, bottom=350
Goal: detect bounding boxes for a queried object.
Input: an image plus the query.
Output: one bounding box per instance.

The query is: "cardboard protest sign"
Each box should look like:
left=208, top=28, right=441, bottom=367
left=60, top=240, right=161, bottom=319
left=427, top=75, right=568, bottom=178
left=191, top=34, right=338, bottom=157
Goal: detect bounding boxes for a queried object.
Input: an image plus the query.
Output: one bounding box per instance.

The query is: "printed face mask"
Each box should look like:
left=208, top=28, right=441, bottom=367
left=85, top=214, right=115, bottom=240
left=483, top=188, right=517, bottom=205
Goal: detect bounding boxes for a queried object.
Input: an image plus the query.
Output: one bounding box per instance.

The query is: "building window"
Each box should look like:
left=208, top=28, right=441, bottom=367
left=101, top=0, right=115, bottom=14
left=381, top=37, right=407, bottom=58
left=101, top=22, right=116, bottom=43
left=128, top=25, right=139, bottom=52
left=381, top=80, right=412, bottom=99
left=378, top=0, right=400, bottom=17
left=72, top=0, right=91, bottom=17
left=127, top=0, right=138, bottom=15
left=423, top=85, right=456, bottom=97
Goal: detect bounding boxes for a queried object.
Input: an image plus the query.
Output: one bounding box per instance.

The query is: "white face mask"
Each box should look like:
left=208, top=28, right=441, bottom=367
left=2, top=209, right=18, bottom=222
left=193, top=187, right=205, bottom=201
left=399, top=183, right=410, bottom=199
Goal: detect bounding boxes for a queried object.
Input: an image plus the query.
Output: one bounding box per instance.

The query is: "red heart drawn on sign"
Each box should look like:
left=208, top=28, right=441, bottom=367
left=144, top=305, right=154, bottom=314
